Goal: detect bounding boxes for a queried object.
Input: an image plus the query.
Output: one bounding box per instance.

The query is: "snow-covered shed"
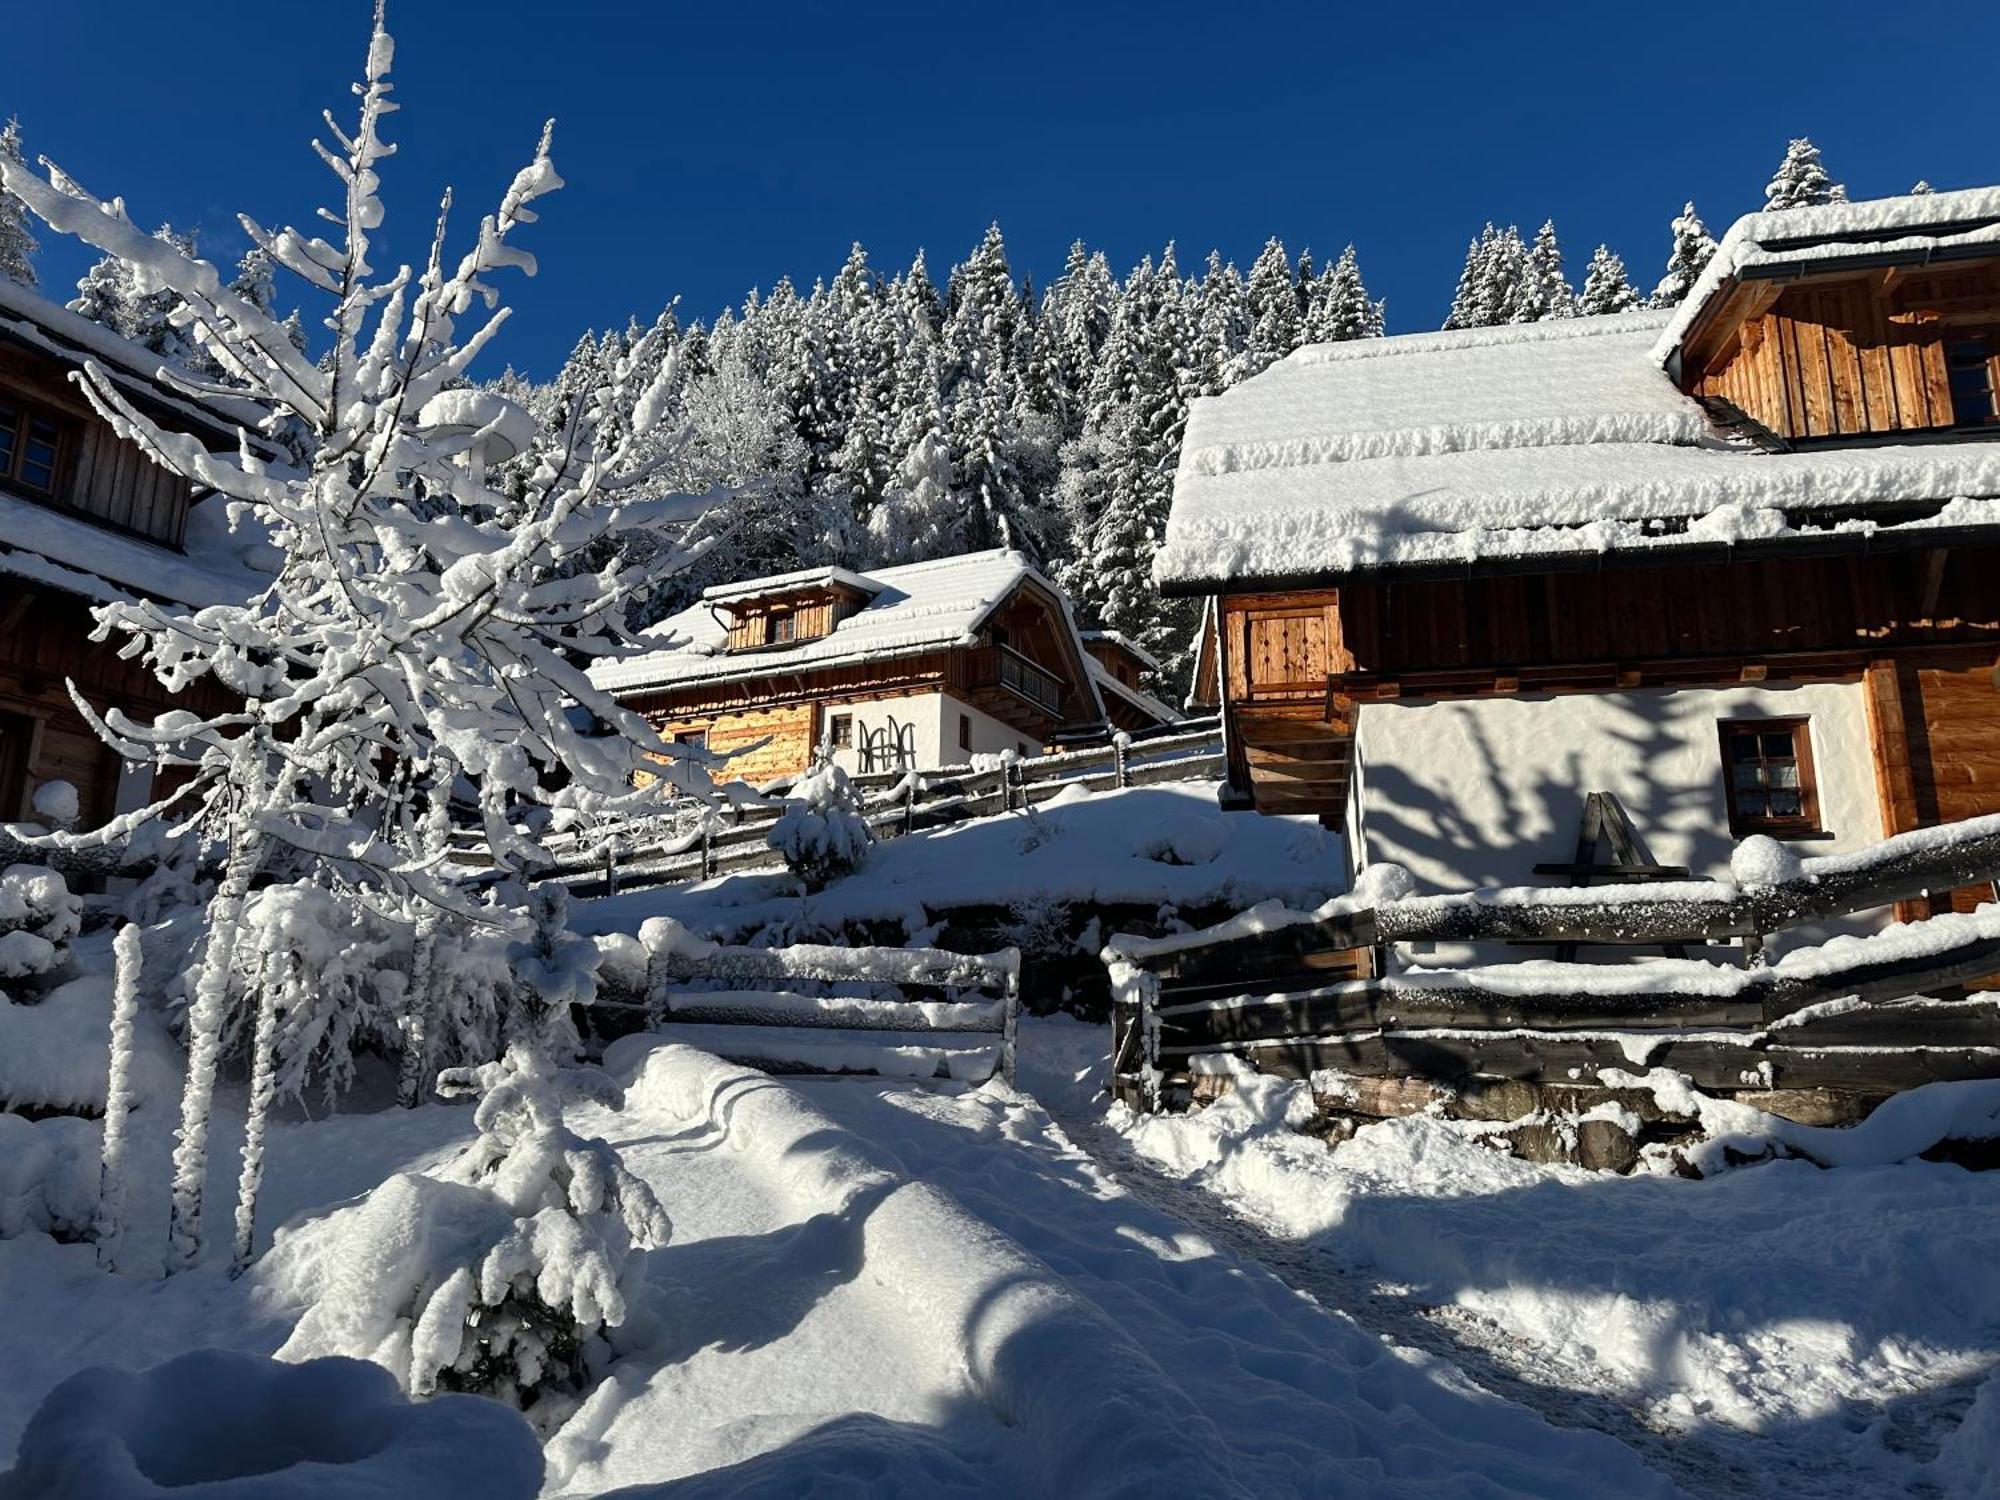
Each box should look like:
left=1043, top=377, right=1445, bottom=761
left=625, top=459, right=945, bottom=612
left=0, top=279, right=277, bottom=826
left=1164, top=187, right=2000, bottom=951
left=588, top=549, right=1109, bottom=784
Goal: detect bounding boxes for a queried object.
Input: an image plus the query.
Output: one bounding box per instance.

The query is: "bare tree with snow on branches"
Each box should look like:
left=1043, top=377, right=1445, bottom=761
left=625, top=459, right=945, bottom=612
left=0, top=4, right=727, bottom=1271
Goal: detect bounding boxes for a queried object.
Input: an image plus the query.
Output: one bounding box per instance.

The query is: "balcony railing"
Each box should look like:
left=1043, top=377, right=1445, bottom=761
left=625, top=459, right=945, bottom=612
left=997, top=645, right=1063, bottom=715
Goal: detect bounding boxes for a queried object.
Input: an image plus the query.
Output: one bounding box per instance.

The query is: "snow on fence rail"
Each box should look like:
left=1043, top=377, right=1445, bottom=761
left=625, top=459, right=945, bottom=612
left=593, top=917, right=1020, bottom=1086
left=1104, top=813, right=2000, bottom=1114
left=514, top=718, right=1224, bottom=896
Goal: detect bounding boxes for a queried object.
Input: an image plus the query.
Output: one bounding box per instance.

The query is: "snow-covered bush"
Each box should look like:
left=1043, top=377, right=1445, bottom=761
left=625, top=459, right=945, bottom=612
left=768, top=763, right=873, bottom=891
left=0, top=1349, right=542, bottom=1499
left=0, top=1113, right=97, bottom=1240
left=1, top=8, right=724, bottom=1269
left=269, top=1045, right=669, bottom=1423
left=0, top=863, right=81, bottom=997
left=508, top=884, right=599, bottom=1047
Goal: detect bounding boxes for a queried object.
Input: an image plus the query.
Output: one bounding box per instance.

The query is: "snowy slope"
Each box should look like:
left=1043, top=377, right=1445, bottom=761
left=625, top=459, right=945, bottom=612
left=572, top=781, right=1348, bottom=940
left=1064, top=1027, right=2000, bottom=1498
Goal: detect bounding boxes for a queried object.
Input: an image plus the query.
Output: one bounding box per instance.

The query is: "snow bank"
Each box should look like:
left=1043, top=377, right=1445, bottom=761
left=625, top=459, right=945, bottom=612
left=0, top=1350, right=540, bottom=1499
left=576, top=782, right=1347, bottom=940
left=0, top=973, right=183, bottom=1116
left=0, top=1114, right=96, bottom=1239
left=572, top=1040, right=1262, bottom=1499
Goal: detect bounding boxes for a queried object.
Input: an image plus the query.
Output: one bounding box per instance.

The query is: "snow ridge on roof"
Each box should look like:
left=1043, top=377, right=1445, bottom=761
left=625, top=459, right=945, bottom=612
left=1182, top=313, right=1712, bottom=482
left=1160, top=289, right=2000, bottom=589
left=0, top=277, right=266, bottom=442
left=591, top=548, right=1053, bottom=696
left=701, top=564, right=883, bottom=605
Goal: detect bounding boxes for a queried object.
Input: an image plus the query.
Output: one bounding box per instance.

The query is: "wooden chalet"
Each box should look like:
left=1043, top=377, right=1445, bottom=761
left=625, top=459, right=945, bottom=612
left=1079, top=630, right=1181, bottom=736
left=588, top=550, right=1111, bottom=786
left=1168, top=186, right=2000, bottom=959
left=0, top=278, right=272, bottom=829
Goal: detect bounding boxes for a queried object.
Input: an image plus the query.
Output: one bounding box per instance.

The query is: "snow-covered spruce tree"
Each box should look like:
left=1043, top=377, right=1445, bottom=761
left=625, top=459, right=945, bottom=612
left=268, top=1043, right=669, bottom=1421
left=1577, top=245, right=1641, bottom=315
left=768, top=762, right=873, bottom=892
left=1910, top=180, right=1934, bottom=195
left=0, top=11, right=720, bottom=1271
left=1516, top=221, right=1574, bottom=323
left=1763, top=136, right=1844, bottom=211
left=0, top=117, right=37, bottom=287
left=1443, top=223, right=1528, bottom=329
left=1241, top=237, right=1298, bottom=376
left=1304, top=245, right=1383, bottom=343
left=1652, top=201, right=1717, bottom=308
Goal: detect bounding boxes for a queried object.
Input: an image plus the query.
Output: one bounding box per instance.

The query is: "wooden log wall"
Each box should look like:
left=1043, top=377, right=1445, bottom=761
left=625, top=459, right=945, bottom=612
left=0, top=344, right=193, bottom=546
left=1691, top=264, right=1999, bottom=442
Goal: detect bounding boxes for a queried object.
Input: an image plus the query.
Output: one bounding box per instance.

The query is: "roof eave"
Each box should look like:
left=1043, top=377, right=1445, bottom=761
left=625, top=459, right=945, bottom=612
left=1159, top=514, right=2000, bottom=597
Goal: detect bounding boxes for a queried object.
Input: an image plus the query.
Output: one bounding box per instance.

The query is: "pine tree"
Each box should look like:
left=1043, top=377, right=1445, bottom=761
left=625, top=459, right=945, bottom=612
left=1303, top=245, right=1382, bottom=343
left=0, top=118, right=37, bottom=287
left=1577, top=244, right=1641, bottom=315
left=1516, top=221, right=1574, bottom=322
left=1910, top=180, right=1934, bottom=195
left=1763, top=137, right=1845, bottom=211
left=1242, top=237, right=1298, bottom=374
left=1652, top=201, right=1718, bottom=308
left=1443, top=223, right=1528, bottom=329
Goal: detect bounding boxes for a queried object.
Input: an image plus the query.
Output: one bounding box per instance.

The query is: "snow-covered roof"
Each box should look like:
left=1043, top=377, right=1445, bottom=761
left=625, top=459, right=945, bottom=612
left=1085, top=656, right=1179, bottom=726
left=700, top=564, right=884, bottom=606
left=1157, top=309, right=2000, bottom=591
left=592, top=549, right=1078, bottom=696
left=1653, top=185, right=2000, bottom=365
left=0, top=277, right=266, bottom=446
left=1081, top=628, right=1163, bottom=674
left=0, top=487, right=275, bottom=609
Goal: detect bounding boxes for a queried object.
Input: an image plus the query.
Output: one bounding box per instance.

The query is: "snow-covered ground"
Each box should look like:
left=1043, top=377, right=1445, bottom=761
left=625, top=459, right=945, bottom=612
left=1031, top=1022, right=2000, bottom=1498
left=7, top=1013, right=1998, bottom=1495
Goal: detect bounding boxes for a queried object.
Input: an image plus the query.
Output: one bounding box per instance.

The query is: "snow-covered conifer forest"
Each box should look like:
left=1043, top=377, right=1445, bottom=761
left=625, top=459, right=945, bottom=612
left=1, top=3, right=1997, bottom=1495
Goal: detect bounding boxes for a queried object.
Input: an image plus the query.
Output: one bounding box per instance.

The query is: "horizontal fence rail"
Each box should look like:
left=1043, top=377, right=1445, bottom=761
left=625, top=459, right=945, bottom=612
left=595, top=917, right=1020, bottom=1086
left=494, top=718, right=1224, bottom=897
left=1105, top=812, right=2000, bottom=1112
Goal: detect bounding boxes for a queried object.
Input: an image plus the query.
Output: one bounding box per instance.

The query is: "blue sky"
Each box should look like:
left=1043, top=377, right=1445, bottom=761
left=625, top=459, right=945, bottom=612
left=9, top=1, right=1997, bottom=378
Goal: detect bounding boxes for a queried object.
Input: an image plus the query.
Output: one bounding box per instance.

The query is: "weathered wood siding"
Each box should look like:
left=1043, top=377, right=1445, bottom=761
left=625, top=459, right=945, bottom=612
left=0, top=344, right=193, bottom=545
left=645, top=702, right=819, bottom=786
left=0, top=584, right=221, bottom=825
left=1692, top=264, right=1998, bottom=442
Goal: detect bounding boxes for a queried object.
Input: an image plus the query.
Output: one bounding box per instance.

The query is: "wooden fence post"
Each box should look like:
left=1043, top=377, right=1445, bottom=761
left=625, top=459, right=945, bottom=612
left=604, top=841, right=618, bottom=899
left=1112, top=731, right=1131, bottom=790
left=700, top=821, right=714, bottom=881
left=904, top=773, right=919, bottom=836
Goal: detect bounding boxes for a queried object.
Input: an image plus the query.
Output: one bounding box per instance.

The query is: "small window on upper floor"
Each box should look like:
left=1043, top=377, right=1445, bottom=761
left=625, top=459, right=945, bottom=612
left=829, top=713, right=852, bottom=749
left=674, top=728, right=708, bottom=751
left=0, top=396, right=68, bottom=498
left=1719, top=718, right=1823, bottom=838
left=766, top=610, right=798, bottom=645
left=1947, top=338, right=1998, bottom=428
left=958, top=714, right=971, bottom=752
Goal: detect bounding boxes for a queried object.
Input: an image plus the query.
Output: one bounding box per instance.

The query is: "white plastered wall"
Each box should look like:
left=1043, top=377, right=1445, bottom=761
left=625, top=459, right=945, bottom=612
left=1348, top=681, right=1886, bottom=966
left=824, top=691, right=1037, bottom=776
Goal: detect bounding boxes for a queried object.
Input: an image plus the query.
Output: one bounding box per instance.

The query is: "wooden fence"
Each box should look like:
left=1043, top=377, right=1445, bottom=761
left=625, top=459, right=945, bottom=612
left=1104, top=813, right=2000, bottom=1115
left=513, top=717, right=1223, bottom=897
left=595, top=918, right=1020, bottom=1085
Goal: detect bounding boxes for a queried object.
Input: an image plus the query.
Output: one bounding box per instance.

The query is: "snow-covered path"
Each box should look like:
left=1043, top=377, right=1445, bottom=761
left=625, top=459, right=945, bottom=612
left=554, top=1038, right=1681, bottom=1497
left=1019, top=1021, right=2000, bottom=1499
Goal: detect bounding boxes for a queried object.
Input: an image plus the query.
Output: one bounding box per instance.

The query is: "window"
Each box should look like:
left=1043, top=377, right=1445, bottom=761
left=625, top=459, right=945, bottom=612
left=674, top=728, right=707, bottom=751
left=766, top=610, right=797, bottom=645
left=1947, top=339, right=1997, bottom=427
left=829, top=713, right=852, bottom=749
left=1719, top=719, right=1822, bottom=837
left=1017, top=742, right=1030, bottom=758
left=958, top=713, right=971, bottom=752
left=0, top=396, right=66, bottom=497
